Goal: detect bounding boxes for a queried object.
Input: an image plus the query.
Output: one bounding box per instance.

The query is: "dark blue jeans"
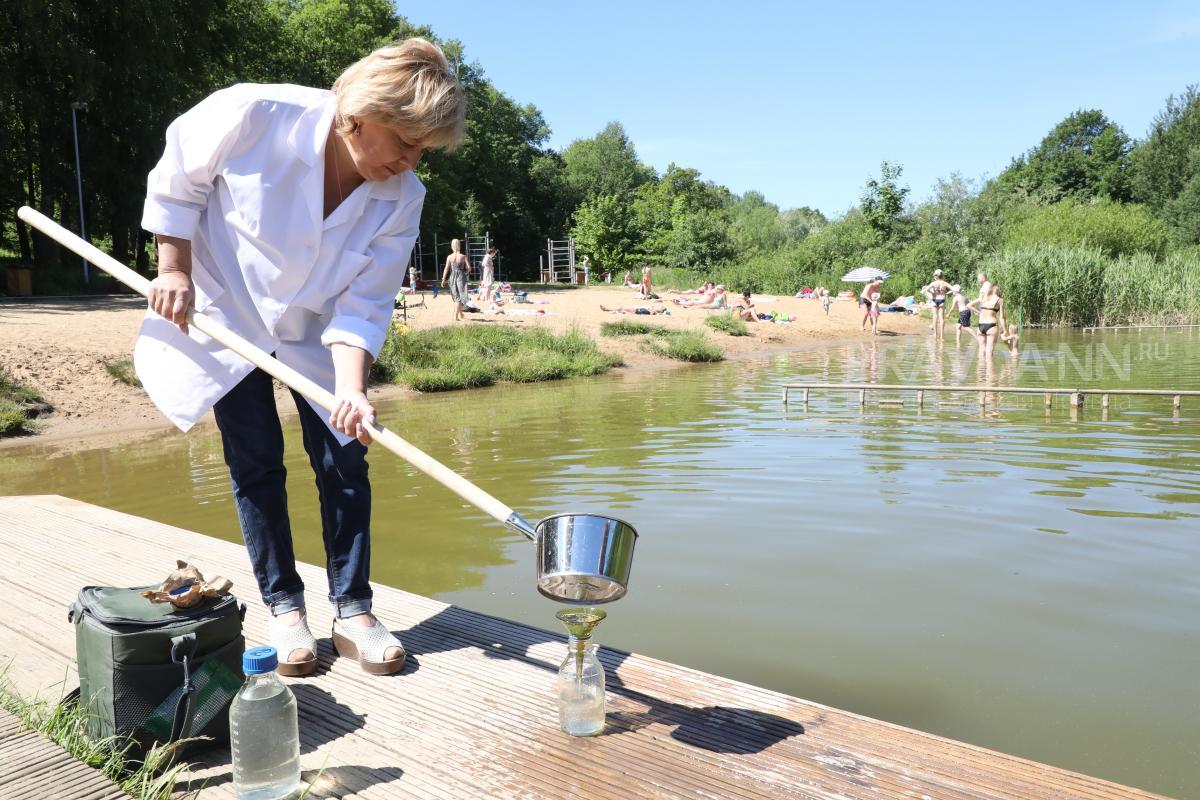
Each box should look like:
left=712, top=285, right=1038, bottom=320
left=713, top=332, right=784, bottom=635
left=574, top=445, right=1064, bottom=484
left=213, top=366, right=373, bottom=619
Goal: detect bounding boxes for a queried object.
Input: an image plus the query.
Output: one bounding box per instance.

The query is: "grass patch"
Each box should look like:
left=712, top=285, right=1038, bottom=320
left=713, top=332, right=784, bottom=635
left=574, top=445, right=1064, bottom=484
left=703, top=315, right=750, bottom=336
left=372, top=324, right=623, bottom=392
left=0, top=671, right=198, bottom=800
left=104, top=357, right=141, bottom=387
left=600, top=319, right=670, bottom=337
left=644, top=330, right=725, bottom=363
left=0, top=367, right=42, bottom=435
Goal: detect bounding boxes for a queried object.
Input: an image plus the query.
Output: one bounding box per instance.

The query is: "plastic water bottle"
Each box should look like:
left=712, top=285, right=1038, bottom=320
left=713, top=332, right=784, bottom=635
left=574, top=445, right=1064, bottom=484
left=229, top=646, right=301, bottom=800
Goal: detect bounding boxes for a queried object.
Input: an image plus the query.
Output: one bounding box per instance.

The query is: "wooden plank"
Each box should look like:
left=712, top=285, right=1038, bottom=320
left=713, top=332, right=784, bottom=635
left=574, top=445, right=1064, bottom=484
left=0, top=495, right=1168, bottom=800
left=0, top=709, right=136, bottom=799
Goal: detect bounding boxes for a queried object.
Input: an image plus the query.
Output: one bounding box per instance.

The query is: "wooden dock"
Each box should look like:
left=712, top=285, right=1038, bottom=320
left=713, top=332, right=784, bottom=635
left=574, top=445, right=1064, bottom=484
left=0, top=708, right=136, bottom=799
left=0, top=495, right=1166, bottom=799
left=782, top=382, right=1197, bottom=413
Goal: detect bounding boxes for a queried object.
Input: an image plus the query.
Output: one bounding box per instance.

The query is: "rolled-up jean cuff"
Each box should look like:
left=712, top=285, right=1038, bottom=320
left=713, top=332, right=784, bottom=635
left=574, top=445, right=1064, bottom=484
left=333, top=596, right=372, bottom=619
left=267, top=590, right=306, bottom=617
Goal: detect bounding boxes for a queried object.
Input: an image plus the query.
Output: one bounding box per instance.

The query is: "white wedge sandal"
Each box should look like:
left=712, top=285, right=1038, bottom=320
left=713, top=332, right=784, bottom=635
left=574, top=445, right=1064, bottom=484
left=269, top=611, right=319, bottom=677
left=332, top=617, right=406, bottom=675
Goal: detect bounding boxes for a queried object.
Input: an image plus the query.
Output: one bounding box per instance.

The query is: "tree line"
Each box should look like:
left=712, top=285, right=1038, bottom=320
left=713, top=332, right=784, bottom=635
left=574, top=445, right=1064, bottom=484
left=3, top=1, right=1199, bottom=326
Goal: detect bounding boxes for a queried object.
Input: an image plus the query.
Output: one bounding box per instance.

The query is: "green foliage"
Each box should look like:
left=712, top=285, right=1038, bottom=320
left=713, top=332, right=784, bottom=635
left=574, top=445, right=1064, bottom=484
left=704, top=315, right=750, bottom=336
left=600, top=320, right=669, bottom=337
left=0, top=401, right=28, bottom=435
left=860, top=161, right=911, bottom=244
left=643, top=331, right=724, bottom=362
left=996, top=110, right=1132, bottom=202
left=0, top=675, right=196, bottom=800
left=571, top=194, right=638, bottom=272
left=561, top=122, right=653, bottom=206
left=0, top=367, right=41, bottom=404
left=1129, top=86, right=1200, bottom=212
left=1003, top=200, right=1169, bottom=259
left=372, top=324, right=620, bottom=392
left=103, top=358, right=141, bottom=387
left=982, top=244, right=1200, bottom=326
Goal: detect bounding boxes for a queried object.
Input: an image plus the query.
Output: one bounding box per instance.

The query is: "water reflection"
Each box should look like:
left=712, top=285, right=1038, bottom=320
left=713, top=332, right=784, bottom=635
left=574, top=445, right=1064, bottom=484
left=1, top=330, right=1198, bottom=797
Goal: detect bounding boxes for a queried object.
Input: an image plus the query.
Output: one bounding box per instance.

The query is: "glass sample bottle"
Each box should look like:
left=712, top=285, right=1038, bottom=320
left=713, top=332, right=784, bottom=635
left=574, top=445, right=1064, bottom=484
left=555, top=608, right=607, bottom=737
left=229, top=646, right=301, bottom=800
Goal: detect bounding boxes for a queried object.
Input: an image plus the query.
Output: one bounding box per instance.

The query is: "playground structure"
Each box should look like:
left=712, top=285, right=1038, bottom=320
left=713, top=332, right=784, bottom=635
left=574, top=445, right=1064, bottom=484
left=406, top=232, right=495, bottom=288
left=541, top=238, right=588, bottom=284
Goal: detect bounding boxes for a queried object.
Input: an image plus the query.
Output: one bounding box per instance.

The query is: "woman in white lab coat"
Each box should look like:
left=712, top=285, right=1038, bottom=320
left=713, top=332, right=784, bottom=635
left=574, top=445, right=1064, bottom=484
left=138, top=39, right=465, bottom=676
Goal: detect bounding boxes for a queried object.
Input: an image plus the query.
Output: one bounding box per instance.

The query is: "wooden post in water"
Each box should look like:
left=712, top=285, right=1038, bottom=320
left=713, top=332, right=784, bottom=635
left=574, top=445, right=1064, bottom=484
left=1044, top=392, right=1052, bottom=409
left=1102, top=394, right=1110, bottom=411
left=803, top=388, right=810, bottom=405
left=859, top=389, right=865, bottom=407
left=1174, top=395, right=1182, bottom=413
left=916, top=390, right=924, bottom=408
left=1070, top=392, right=1081, bottom=411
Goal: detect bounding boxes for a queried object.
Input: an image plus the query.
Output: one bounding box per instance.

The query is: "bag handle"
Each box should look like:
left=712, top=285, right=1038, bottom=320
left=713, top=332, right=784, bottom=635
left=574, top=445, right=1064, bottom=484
left=169, top=634, right=198, bottom=742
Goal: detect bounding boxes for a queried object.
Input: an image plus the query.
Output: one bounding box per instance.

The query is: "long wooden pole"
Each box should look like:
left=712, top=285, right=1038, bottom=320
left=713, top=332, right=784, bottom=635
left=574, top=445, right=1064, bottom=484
left=18, top=206, right=536, bottom=539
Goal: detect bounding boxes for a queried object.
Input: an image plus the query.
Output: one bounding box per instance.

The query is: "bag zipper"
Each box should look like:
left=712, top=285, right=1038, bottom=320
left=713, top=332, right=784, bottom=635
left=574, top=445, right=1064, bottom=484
left=75, top=593, right=238, bottom=628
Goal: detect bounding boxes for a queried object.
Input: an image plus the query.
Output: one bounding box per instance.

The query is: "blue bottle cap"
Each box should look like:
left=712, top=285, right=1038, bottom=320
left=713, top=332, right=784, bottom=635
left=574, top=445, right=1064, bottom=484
left=243, top=646, right=279, bottom=675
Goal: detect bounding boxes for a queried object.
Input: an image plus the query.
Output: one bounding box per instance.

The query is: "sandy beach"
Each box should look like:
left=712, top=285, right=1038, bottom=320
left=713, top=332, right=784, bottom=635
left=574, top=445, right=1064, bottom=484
left=0, top=284, right=926, bottom=449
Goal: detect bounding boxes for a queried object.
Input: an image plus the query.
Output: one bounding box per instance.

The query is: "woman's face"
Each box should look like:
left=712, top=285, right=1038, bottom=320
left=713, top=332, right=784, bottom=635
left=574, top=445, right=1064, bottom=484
left=345, top=119, right=425, bottom=181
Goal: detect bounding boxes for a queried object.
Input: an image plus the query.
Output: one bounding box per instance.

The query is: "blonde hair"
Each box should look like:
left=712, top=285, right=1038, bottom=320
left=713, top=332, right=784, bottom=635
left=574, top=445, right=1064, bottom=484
left=450, top=238, right=461, bottom=252
left=333, top=38, right=466, bottom=151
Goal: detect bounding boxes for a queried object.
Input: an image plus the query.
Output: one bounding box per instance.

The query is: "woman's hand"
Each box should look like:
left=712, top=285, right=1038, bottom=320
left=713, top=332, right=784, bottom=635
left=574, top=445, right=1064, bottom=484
left=147, top=269, right=194, bottom=334
left=330, top=391, right=376, bottom=446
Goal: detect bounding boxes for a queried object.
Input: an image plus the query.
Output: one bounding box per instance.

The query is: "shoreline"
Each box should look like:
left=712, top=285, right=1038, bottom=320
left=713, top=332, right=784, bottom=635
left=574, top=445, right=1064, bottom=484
left=0, top=288, right=927, bottom=454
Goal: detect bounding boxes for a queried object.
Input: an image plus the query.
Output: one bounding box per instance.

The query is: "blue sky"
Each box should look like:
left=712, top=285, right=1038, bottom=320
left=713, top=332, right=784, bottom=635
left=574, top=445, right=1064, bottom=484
left=407, top=1, right=1200, bottom=216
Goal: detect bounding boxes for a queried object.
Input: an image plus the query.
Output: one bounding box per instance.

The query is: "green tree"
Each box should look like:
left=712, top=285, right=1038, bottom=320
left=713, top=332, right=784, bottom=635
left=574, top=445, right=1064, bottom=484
left=995, top=109, right=1132, bottom=202
left=778, top=206, right=827, bottom=242
left=1129, top=86, right=1200, bottom=242
left=728, top=191, right=784, bottom=255
left=561, top=122, right=653, bottom=206
left=859, top=161, right=910, bottom=244
left=571, top=193, right=637, bottom=273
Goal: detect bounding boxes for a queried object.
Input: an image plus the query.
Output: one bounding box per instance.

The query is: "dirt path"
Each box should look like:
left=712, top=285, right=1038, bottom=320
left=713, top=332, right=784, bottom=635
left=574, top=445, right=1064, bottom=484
left=0, top=286, right=926, bottom=451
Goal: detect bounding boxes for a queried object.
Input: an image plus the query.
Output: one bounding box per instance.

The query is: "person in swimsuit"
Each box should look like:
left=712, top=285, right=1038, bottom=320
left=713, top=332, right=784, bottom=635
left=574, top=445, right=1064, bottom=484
left=731, top=290, right=756, bottom=321
left=640, top=264, right=653, bottom=298
left=921, top=269, right=953, bottom=337
left=970, top=283, right=1006, bottom=358
left=820, top=287, right=832, bottom=316
left=600, top=304, right=668, bottom=315
left=860, top=278, right=882, bottom=330
left=867, top=291, right=882, bottom=336
left=949, top=284, right=975, bottom=345
left=694, top=285, right=728, bottom=310
left=441, top=238, right=471, bottom=322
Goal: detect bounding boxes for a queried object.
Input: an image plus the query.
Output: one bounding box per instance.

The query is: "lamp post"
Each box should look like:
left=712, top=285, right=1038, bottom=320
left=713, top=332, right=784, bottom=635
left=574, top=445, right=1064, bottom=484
left=70, top=101, right=89, bottom=284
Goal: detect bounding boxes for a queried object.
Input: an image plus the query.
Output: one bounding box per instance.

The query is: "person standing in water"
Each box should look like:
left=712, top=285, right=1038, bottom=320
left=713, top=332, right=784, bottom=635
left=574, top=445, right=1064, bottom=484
left=970, top=283, right=1006, bottom=359
left=859, top=278, right=883, bottom=330
left=949, top=284, right=974, bottom=345
left=441, top=238, right=470, bottom=322
left=921, top=269, right=953, bottom=337
left=139, top=39, right=466, bottom=676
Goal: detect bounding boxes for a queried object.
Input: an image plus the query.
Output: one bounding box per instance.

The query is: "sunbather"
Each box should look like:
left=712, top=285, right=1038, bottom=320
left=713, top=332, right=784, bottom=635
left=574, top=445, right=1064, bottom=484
left=600, top=304, right=669, bottom=315
left=692, top=285, right=728, bottom=309
left=731, top=290, right=756, bottom=321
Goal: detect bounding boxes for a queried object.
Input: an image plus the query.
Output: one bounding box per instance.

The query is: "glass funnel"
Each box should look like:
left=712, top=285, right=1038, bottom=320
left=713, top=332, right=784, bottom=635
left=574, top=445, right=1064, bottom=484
left=555, top=607, right=607, bottom=737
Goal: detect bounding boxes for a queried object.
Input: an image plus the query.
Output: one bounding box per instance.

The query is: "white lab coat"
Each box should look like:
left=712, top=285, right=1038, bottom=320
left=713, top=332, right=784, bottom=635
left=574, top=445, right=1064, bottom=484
left=135, top=83, right=423, bottom=444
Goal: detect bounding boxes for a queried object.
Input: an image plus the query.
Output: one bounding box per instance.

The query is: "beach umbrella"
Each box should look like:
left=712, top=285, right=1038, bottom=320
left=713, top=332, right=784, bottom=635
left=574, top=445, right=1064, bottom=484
left=841, top=267, right=890, bottom=283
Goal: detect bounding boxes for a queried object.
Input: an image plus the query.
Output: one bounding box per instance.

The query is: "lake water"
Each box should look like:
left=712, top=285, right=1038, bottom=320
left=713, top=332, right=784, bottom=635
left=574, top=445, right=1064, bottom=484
left=3, top=329, right=1198, bottom=796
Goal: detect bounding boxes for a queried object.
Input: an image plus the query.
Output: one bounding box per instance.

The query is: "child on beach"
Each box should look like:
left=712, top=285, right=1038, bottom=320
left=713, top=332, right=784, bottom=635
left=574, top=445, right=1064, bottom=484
left=1001, top=323, right=1020, bottom=355
left=949, top=284, right=973, bottom=345
left=819, top=287, right=831, bottom=316
left=868, top=292, right=881, bottom=335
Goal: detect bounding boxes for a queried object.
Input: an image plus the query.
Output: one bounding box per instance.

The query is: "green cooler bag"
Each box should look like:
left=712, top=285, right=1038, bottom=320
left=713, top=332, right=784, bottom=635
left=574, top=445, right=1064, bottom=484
left=68, top=585, right=246, bottom=754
